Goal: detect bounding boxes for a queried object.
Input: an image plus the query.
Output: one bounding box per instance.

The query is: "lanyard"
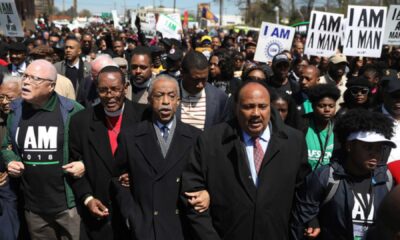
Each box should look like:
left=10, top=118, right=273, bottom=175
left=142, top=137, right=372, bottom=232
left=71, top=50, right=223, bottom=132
left=351, top=179, right=374, bottom=227
left=313, top=119, right=333, bottom=170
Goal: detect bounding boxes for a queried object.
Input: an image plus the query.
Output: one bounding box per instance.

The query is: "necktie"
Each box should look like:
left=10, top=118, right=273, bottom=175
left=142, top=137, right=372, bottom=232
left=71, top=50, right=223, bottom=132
left=161, top=125, right=169, bottom=142
left=253, top=137, right=264, bottom=174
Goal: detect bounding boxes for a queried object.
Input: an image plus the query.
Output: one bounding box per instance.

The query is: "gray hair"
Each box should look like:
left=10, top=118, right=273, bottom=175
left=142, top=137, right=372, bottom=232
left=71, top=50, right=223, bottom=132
left=2, top=74, right=22, bottom=85
left=148, top=74, right=180, bottom=98
left=91, top=54, right=118, bottom=72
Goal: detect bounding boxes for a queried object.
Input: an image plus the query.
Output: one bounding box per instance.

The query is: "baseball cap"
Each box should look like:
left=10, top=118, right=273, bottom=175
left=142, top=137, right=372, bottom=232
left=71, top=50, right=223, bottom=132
left=201, top=35, right=212, bottom=44
left=167, top=48, right=183, bottom=61
left=272, top=53, right=290, bottom=66
left=381, top=75, right=400, bottom=93
left=113, top=57, right=128, bottom=67
left=328, top=53, right=347, bottom=64
left=8, top=42, right=27, bottom=52
left=245, top=41, right=257, bottom=48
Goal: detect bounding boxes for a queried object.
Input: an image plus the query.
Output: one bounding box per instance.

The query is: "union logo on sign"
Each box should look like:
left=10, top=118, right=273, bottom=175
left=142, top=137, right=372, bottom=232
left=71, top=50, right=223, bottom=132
left=265, top=40, right=282, bottom=59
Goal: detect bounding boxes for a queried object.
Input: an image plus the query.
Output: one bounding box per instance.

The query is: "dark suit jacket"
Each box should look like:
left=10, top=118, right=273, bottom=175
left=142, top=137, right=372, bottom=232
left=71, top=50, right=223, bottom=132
left=177, top=83, right=229, bottom=130
left=181, top=109, right=311, bottom=240
left=68, top=100, right=147, bottom=239
left=54, top=59, right=95, bottom=107
left=114, top=119, right=201, bottom=240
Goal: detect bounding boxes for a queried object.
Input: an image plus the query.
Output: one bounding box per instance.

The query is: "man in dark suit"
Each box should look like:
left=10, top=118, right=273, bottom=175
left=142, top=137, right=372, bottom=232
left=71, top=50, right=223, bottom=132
left=7, top=42, right=28, bottom=77
left=181, top=80, right=311, bottom=240
left=178, top=50, right=229, bottom=130
left=54, top=37, right=92, bottom=106
left=68, top=65, right=146, bottom=240
left=114, top=74, right=206, bottom=240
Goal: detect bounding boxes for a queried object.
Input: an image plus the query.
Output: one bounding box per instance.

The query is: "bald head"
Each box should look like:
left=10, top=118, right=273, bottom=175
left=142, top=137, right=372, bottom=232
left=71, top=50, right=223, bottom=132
left=91, top=54, right=118, bottom=79
left=300, top=65, right=320, bottom=91
left=27, top=59, right=57, bottom=82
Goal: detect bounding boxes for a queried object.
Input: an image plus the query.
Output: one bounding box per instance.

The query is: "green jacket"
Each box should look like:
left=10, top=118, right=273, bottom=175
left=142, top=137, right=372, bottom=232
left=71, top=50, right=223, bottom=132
left=1, top=93, right=84, bottom=209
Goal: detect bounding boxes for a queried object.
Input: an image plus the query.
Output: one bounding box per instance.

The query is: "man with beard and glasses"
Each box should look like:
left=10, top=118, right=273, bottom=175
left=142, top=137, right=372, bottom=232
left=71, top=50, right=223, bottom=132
left=113, top=74, right=208, bottom=240
left=69, top=66, right=147, bottom=240
left=130, top=46, right=155, bottom=104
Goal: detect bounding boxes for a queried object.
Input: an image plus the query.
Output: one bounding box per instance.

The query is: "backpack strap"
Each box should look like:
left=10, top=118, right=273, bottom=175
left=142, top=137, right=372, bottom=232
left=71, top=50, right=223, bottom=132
left=321, top=166, right=340, bottom=206
left=386, top=169, right=393, bottom=191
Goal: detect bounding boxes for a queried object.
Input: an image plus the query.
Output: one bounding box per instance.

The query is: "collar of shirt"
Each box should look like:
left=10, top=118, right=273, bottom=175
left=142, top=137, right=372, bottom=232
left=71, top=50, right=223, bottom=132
left=326, top=73, right=347, bottom=86
left=12, top=62, right=26, bottom=72
left=66, top=59, right=80, bottom=69
left=180, top=81, right=205, bottom=99
left=156, top=119, right=174, bottom=130
left=242, top=123, right=271, bottom=146
left=24, top=92, right=57, bottom=111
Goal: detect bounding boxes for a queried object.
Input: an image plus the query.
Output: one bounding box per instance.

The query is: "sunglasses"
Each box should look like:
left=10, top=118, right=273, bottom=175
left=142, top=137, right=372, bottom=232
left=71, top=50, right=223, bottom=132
left=350, top=87, right=369, bottom=96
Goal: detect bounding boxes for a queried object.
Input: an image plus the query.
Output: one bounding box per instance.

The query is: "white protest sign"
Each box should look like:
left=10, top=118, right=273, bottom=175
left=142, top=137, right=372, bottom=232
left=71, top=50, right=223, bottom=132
left=156, top=13, right=182, bottom=40
left=254, top=22, right=295, bottom=63
left=142, top=13, right=157, bottom=38
left=111, top=10, right=121, bottom=29
left=0, top=0, right=23, bottom=37
left=343, top=5, right=387, bottom=58
left=130, top=10, right=138, bottom=32
left=384, top=5, right=400, bottom=45
left=305, top=11, right=343, bottom=57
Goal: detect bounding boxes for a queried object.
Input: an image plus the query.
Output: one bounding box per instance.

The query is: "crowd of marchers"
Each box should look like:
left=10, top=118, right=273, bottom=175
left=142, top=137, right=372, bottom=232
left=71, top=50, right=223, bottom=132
left=0, top=16, right=399, bottom=240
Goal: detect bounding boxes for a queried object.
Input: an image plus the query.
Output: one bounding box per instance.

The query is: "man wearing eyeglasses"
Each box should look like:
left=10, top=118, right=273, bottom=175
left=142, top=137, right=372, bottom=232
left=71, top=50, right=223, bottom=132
left=68, top=66, right=147, bottom=239
left=1, top=60, right=84, bottom=239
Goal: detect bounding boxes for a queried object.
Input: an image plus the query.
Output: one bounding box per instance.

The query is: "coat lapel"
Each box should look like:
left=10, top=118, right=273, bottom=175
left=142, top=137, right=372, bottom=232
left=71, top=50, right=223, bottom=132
left=204, top=84, right=217, bottom=129
left=134, top=121, right=166, bottom=174
left=224, top=123, right=256, bottom=202
left=88, top=106, right=115, bottom=174
left=155, top=122, right=192, bottom=180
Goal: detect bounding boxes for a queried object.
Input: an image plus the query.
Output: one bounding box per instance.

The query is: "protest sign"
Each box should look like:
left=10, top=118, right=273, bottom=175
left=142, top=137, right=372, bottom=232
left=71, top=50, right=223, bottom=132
left=0, top=0, right=23, bottom=37
left=343, top=5, right=387, bottom=58
left=142, top=13, right=157, bottom=39
left=305, top=11, right=343, bottom=57
left=156, top=13, right=182, bottom=40
left=254, top=22, right=295, bottom=63
left=130, top=10, right=138, bottom=32
left=384, top=5, right=400, bottom=45
left=111, top=10, right=121, bottom=29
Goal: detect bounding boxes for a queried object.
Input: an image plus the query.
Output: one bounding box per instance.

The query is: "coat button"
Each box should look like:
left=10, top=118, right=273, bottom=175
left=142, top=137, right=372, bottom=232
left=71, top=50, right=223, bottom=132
left=176, top=177, right=180, bottom=183
left=154, top=211, right=159, bottom=216
left=175, top=209, right=179, bottom=215
left=248, top=175, right=252, bottom=179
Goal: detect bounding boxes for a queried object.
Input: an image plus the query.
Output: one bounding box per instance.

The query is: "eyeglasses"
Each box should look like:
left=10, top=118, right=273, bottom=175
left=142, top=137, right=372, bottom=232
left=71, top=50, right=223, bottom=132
left=22, top=74, right=53, bottom=84
left=97, top=86, right=124, bottom=96
left=350, top=87, right=369, bottom=96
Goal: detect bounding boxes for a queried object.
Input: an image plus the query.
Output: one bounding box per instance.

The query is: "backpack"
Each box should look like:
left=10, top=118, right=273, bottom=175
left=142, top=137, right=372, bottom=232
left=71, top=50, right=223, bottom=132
left=321, top=166, right=393, bottom=206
